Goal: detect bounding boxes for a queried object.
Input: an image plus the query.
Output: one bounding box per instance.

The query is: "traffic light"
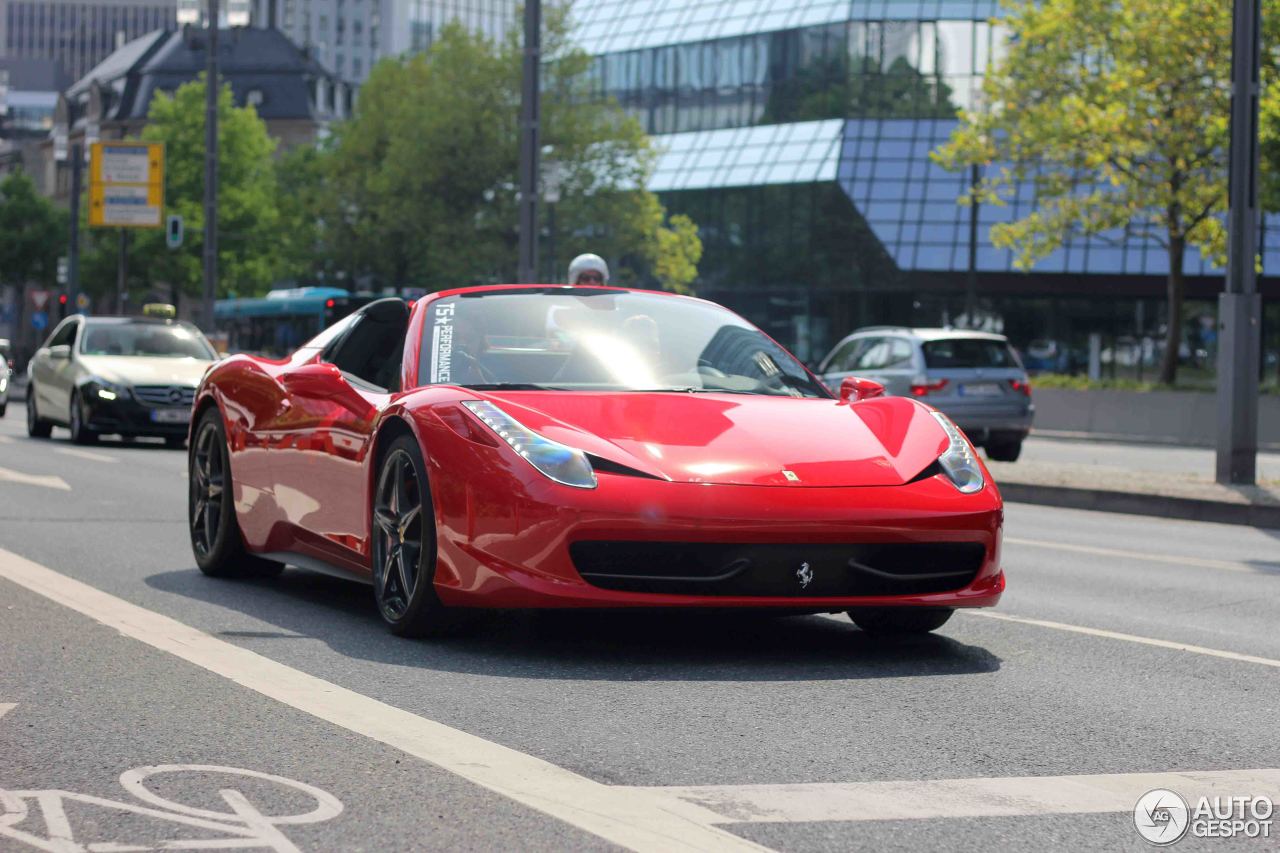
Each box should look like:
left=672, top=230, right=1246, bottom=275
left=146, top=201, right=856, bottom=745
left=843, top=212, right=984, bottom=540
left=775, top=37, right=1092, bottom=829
left=58, top=293, right=69, bottom=319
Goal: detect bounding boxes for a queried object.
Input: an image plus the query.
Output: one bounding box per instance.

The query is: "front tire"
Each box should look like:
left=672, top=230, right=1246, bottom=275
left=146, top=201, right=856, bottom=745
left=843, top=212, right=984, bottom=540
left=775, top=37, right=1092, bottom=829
left=848, top=607, right=954, bottom=634
left=26, top=388, right=52, bottom=438
left=69, top=391, right=98, bottom=444
left=371, top=435, right=461, bottom=637
left=189, top=408, right=283, bottom=578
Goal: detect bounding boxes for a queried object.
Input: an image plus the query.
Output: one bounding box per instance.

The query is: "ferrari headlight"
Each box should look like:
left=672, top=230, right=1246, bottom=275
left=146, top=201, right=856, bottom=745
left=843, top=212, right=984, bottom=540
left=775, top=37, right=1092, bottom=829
left=931, top=411, right=984, bottom=494
left=462, top=401, right=597, bottom=489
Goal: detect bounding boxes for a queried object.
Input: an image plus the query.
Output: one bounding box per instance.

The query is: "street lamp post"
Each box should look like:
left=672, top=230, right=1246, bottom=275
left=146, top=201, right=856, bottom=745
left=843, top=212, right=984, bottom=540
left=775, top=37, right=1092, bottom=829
left=1216, top=0, right=1262, bottom=485
left=517, top=0, right=541, bottom=283
left=203, top=0, right=219, bottom=330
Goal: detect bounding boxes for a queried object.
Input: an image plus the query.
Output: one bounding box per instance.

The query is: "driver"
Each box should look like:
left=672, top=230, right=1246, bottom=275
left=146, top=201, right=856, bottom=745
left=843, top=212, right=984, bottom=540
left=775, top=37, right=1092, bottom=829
left=567, top=254, right=609, bottom=286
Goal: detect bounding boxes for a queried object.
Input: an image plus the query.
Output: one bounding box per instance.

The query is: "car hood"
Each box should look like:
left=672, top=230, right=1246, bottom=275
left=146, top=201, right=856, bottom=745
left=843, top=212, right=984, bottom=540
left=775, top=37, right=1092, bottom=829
left=79, top=355, right=213, bottom=387
left=476, top=391, right=949, bottom=487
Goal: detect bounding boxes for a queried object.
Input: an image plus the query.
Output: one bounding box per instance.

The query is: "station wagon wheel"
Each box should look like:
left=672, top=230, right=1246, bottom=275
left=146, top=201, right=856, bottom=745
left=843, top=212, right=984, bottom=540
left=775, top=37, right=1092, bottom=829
left=371, top=434, right=462, bottom=637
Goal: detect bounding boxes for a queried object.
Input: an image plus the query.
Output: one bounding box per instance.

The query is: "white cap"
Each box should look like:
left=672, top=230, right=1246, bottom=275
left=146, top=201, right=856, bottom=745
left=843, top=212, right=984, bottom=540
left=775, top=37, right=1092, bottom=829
left=567, top=253, right=610, bottom=285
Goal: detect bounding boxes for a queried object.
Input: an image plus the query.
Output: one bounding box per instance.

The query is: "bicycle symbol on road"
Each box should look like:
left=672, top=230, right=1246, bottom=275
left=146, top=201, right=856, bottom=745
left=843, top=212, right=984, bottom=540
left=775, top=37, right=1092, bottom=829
left=0, top=764, right=344, bottom=852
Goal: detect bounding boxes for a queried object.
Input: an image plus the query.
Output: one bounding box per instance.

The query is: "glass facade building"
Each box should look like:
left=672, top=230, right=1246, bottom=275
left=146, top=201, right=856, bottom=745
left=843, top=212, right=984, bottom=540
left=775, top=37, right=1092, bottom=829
left=574, top=0, right=1280, bottom=369
left=0, top=0, right=177, bottom=82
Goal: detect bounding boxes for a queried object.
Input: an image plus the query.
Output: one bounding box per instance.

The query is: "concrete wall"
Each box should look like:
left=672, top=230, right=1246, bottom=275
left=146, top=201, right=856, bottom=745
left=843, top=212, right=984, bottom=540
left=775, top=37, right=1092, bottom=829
left=1033, top=388, right=1280, bottom=450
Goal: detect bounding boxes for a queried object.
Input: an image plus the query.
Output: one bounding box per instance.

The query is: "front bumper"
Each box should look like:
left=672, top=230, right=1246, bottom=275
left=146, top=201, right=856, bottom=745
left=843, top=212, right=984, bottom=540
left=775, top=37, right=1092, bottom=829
left=429, top=457, right=1005, bottom=612
left=83, top=391, right=192, bottom=436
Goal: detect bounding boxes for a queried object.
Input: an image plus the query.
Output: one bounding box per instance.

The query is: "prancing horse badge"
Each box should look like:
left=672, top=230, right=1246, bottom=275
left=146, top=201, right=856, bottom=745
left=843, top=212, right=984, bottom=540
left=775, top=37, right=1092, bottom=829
left=797, top=562, right=813, bottom=588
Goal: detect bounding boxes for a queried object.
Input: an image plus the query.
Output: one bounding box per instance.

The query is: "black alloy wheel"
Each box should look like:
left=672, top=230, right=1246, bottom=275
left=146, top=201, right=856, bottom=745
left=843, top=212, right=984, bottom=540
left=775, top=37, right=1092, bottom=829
left=69, top=391, right=98, bottom=445
left=371, top=435, right=461, bottom=637
left=189, top=408, right=282, bottom=578
left=26, top=388, right=52, bottom=438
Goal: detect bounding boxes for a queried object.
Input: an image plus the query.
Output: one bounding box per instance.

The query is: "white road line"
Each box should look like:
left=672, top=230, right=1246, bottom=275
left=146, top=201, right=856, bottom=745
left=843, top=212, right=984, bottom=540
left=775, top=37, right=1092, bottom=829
left=629, top=769, right=1280, bottom=824
left=53, top=447, right=117, bottom=464
left=966, top=610, right=1280, bottom=669
left=1003, top=536, right=1269, bottom=573
left=0, top=703, right=14, bottom=721
left=0, top=549, right=766, bottom=853
left=0, top=467, right=70, bottom=491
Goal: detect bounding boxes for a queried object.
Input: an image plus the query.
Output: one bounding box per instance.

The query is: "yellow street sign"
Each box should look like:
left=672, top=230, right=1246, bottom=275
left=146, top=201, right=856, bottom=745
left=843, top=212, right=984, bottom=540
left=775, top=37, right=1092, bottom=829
left=88, top=141, right=165, bottom=228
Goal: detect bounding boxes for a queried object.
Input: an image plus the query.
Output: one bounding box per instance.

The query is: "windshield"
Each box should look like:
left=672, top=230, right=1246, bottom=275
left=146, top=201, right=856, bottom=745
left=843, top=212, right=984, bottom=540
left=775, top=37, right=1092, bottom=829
left=80, top=322, right=216, bottom=360
left=420, top=289, right=829, bottom=398
left=922, top=338, right=1020, bottom=369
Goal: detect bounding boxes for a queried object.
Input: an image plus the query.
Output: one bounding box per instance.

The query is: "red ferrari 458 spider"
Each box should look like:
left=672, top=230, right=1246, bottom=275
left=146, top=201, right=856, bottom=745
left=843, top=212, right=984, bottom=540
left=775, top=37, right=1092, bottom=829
left=188, top=285, right=1004, bottom=637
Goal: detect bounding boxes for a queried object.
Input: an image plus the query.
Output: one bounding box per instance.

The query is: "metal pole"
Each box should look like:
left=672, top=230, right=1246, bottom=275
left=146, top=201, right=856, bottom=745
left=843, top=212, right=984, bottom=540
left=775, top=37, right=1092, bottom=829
left=67, top=143, right=83, bottom=311
left=203, top=0, right=219, bottom=330
left=516, top=0, right=541, bottom=283
left=1216, top=0, right=1262, bottom=485
left=116, top=230, right=128, bottom=314
left=965, top=162, right=980, bottom=328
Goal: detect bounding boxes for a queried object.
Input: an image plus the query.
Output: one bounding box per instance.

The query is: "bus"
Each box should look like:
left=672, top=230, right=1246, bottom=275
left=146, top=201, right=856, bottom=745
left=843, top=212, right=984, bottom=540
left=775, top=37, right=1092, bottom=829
left=214, top=287, right=378, bottom=356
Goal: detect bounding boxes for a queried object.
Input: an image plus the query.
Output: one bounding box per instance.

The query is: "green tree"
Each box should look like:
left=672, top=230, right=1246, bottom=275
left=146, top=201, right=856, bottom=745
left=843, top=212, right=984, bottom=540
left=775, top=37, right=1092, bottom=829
left=323, top=10, right=700, bottom=290
left=82, top=75, right=284, bottom=304
left=0, top=170, right=66, bottom=288
left=935, top=0, right=1280, bottom=385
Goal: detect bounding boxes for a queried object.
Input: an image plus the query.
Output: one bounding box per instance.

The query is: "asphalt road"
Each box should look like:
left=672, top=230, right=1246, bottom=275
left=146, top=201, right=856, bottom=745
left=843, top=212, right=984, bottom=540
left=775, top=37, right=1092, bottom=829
left=2, top=413, right=1279, bottom=851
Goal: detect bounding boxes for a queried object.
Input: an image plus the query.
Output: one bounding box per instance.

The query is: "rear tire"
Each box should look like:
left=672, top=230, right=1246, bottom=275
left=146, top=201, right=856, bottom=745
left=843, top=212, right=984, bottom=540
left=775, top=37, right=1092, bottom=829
left=69, top=391, right=98, bottom=444
left=985, top=438, right=1022, bottom=462
left=848, top=607, right=954, bottom=634
left=371, top=434, right=464, bottom=637
left=0, top=402, right=7, bottom=417
left=189, top=407, right=283, bottom=578
left=26, top=388, right=52, bottom=438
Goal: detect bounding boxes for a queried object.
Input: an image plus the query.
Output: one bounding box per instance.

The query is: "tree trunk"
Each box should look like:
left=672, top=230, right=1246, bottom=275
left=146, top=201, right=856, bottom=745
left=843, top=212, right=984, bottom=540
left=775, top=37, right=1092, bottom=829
left=1157, top=236, right=1186, bottom=385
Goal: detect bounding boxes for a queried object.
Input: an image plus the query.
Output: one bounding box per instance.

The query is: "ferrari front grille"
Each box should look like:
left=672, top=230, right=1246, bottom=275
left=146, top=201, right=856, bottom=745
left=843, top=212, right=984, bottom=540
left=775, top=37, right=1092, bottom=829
left=569, top=541, right=986, bottom=597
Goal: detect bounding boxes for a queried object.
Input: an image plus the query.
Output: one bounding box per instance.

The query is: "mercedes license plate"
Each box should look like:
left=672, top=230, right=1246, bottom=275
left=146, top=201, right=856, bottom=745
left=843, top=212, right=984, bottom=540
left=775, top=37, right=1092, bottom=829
left=151, top=408, right=191, bottom=424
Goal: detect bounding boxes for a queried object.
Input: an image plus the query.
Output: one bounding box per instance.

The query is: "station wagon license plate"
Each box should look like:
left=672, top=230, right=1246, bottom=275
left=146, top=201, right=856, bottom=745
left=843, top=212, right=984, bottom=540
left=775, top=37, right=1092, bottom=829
left=958, top=382, right=1002, bottom=397
left=151, top=408, right=191, bottom=424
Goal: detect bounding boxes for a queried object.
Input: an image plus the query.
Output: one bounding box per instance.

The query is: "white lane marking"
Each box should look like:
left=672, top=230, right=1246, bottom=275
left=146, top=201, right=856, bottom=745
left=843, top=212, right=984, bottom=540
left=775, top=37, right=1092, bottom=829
left=629, top=769, right=1280, bottom=824
left=966, top=610, right=1280, bottom=669
left=1004, top=536, right=1270, bottom=574
left=0, top=549, right=766, bottom=853
left=0, top=704, right=14, bottom=721
left=0, top=468, right=69, bottom=491
left=1, top=765, right=341, bottom=851
left=53, top=447, right=117, bottom=464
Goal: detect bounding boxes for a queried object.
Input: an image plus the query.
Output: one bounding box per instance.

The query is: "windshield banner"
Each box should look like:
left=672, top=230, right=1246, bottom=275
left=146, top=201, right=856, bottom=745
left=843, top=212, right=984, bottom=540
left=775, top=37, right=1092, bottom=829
left=429, top=301, right=455, bottom=384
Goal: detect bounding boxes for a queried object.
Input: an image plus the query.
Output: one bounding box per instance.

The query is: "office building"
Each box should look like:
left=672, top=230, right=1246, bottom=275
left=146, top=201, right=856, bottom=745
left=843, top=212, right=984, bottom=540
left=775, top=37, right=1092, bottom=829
left=574, top=0, right=1280, bottom=367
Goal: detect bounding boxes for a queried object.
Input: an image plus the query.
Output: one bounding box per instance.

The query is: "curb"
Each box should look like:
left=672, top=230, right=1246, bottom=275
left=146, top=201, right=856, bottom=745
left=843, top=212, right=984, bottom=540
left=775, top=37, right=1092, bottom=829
left=1032, top=429, right=1280, bottom=453
left=999, top=482, right=1280, bottom=529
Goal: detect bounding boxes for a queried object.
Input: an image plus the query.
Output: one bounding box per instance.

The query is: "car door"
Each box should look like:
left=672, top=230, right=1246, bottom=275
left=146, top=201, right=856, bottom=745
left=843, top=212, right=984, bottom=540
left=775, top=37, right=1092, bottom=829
left=268, top=299, right=410, bottom=567
left=820, top=336, right=874, bottom=389
left=32, top=318, right=79, bottom=422
left=874, top=336, right=919, bottom=397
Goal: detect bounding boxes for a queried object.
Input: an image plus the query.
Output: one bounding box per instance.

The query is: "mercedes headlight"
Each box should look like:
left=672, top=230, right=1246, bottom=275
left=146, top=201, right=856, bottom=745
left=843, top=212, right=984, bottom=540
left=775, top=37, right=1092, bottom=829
left=86, top=377, right=127, bottom=401
left=462, top=401, right=597, bottom=489
left=931, top=411, right=984, bottom=494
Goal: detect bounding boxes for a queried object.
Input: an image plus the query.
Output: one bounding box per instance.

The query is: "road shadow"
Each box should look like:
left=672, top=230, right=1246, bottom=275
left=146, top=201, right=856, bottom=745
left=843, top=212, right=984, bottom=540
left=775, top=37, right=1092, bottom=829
left=146, top=566, right=1002, bottom=682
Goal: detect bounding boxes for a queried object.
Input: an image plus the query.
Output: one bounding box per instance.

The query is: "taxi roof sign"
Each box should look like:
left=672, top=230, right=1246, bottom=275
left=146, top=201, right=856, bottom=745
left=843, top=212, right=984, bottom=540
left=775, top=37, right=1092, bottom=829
left=141, top=303, right=177, bottom=319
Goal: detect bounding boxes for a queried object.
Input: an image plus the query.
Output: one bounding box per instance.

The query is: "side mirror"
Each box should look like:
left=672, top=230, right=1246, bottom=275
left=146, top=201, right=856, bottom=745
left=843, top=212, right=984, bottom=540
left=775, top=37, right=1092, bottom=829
left=281, top=362, right=345, bottom=397
left=840, top=376, right=885, bottom=403
left=281, top=362, right=375, bottom=417
left=49, top=345, right=71, bottom=361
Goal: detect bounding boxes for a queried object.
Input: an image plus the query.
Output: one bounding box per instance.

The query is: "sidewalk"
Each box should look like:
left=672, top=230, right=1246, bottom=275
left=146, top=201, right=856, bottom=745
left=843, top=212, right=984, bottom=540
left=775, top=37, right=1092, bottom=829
left=990, top=437, right=1280, bottom=528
